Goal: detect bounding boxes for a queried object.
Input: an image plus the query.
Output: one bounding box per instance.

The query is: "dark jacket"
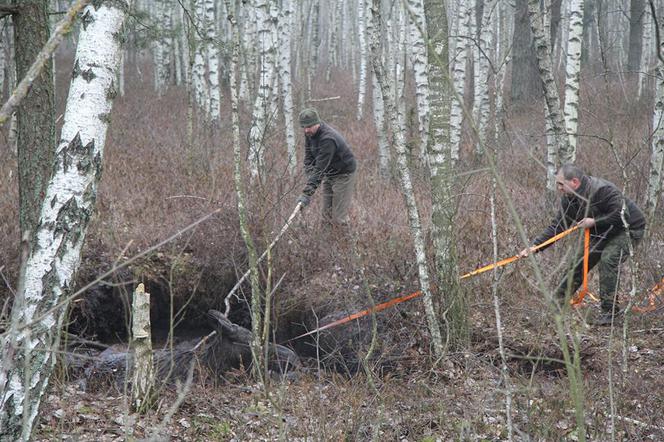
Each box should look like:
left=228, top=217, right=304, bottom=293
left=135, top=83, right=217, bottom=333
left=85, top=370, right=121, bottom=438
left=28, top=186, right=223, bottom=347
left=534, top=175, right=646, bottom=249
left=302, top=122, right=357, bottom=196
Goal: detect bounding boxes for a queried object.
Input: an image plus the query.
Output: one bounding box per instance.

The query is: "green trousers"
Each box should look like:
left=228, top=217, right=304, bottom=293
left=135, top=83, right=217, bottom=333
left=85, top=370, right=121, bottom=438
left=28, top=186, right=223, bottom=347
left=321, top=171, right=356, bottom=225
left=555, top=229, right=644, bottom=312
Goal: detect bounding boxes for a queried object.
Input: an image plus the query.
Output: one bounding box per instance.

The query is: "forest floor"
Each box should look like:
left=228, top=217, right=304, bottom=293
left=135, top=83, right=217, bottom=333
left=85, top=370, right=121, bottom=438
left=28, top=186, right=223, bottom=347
left=34, top=305, right=664, bottom=441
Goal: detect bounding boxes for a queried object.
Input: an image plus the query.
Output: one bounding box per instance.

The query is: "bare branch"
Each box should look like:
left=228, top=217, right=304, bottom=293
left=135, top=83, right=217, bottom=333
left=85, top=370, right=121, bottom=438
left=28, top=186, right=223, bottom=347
left=0, top=0, right=92, bottom=126
left=649, top=0, right=664, bottom=65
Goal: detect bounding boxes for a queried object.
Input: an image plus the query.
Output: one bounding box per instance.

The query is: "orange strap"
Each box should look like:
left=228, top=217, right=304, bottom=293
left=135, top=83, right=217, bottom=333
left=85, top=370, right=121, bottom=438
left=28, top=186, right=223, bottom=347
left=460, top=225, right=580, bottom=280
left=289, top=290, right=423, bottom=341
left=631, top=277, right=664, bottom=313
left=570, top=228, right=600, bottom=305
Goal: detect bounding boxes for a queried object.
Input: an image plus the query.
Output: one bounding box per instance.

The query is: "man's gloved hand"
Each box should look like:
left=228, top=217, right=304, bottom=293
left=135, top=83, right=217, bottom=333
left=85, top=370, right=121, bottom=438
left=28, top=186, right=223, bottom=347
left=297, top=194, right=311, bottom=207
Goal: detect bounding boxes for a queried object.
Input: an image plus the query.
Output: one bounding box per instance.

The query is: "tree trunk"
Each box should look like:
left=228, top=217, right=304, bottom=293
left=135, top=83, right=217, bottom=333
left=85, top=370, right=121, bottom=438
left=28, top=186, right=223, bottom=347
left=511, top=0, right=541, bottom=103
left=206, top=0, right=221, bottom=121
left=450, top=1, right=471, bottom=163
left=527, top=0, right=570, bottom=164
left=424, top=0, right=468, bottom=350
left=0, top=3, right=128, bottom=439
left=130, top=284, right=154, bottom=412
left=225, top=0, right=264, bottom=381
left=627, top=0, right=645, bottom=72
left=248, top=0, right=278, bottom=182
left=278, top=0, right=297, bottom=175
left=356, top=0, right=367, bottom=120
left=370, top=0, right=444, bottom=359
left=645, top=64, right=664, bottom=225
left=13, top=0, right=56, bottom=238
left=474, top=0, right=497, bottom=156
left=406, top=0, right=431, bottom=165
left=563, top=0, right=584, bottom=156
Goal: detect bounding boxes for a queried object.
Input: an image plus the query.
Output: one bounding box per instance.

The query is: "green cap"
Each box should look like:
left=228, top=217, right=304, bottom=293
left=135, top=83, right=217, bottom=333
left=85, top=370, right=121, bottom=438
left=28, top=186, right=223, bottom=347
left=299, top=108, right=321, bottom=128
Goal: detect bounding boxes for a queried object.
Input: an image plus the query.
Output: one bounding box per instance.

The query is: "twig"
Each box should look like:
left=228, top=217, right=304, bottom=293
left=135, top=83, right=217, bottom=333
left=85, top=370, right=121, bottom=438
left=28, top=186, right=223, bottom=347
left=615, top=415, right=664, bottom=431
left=307, top=96, right=341, bottom=102
left=0, top=0, right=92, bottom=125
left=223, top=203, right=302, bottom=316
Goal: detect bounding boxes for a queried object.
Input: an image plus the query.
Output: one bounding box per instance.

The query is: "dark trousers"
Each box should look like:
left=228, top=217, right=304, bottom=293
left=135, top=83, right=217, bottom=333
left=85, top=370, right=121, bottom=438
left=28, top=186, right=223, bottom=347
left=321, top=171, right=356, bottom=225
left=555, top=229, right=643, bottom=311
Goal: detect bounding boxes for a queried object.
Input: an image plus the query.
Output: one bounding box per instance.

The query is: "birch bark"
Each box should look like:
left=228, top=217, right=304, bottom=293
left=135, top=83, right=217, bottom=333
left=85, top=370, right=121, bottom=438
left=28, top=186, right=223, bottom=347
left=0, top=2, right=127, bottom=439
left=527, top=0, right=571, bottom=163
left=206, top=0, right=221, bottom=121
left=370, top=0, right=444, bottom=359
left=225, top=0, right=265, bottom=380
left=406, top=0, right=430, bottom=164
left=424, top=0, right=468, bottom=349
left=474, top=0, right=497, bottom=155
left=645, top=64, right=664, bottom=224
left=450, top=1, right=470, bottom=164
left=248, top=0, right=278, bottom=181
left=563, top=0, right=584, bottom=157
left=278, top=0, right=297, bottom=174
left=356, top=0, right=368, bottom=120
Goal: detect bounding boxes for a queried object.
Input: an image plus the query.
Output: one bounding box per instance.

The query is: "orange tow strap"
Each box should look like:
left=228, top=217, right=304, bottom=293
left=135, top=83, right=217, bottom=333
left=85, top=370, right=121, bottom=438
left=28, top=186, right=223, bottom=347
left=290, top=226, right=660, bottom=341
left=460, top=225, right=580, bottom=279
left=290, top=290, right=423, bottom=341
left=570, top=228, right=599, bottom=306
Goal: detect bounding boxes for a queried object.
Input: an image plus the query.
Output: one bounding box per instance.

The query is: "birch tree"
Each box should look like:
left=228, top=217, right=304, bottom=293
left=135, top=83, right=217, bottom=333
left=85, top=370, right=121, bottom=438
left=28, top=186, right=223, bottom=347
left=563, top=0, right=584, bottom=156
left=406, top=0, right=430, bottom=164
left=424, top=0, right=468, bottom=349
left=370, top=0, right=444, bottom=359
left=356, top=0, right=368, bottom=120
left=528, top=0, right=571, bottom=166
left=474, top=0, right=498, bottom=156
left=0, top=2, right=128, bottom=439
left=206, top=0, right=221, bottom=121
left=9, top=0, right=56, bottom=238
left=644, top=19, right=664, bottom=225
left=248, top=0, right=278, bottom=181
left=225, top=0, right=265, bottom=380
left=192, top=0, right=210, bottom=115
left=450, top=1, right=471, bottom=163
left=278, top=0, right=297, bottom=174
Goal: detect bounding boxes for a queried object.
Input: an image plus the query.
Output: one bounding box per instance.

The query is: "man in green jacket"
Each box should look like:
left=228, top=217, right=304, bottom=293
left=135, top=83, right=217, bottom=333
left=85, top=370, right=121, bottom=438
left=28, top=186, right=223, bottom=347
left=296, top=108, right=357, bottom=225
left=520, top=164, right=646, bottom=325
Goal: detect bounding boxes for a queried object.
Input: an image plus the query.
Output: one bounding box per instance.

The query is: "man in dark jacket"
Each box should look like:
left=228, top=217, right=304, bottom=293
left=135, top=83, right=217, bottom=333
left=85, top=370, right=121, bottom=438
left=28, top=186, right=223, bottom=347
left=520, top=164, right=646, bottom=325
left=296, top=108, right=357, bottom=225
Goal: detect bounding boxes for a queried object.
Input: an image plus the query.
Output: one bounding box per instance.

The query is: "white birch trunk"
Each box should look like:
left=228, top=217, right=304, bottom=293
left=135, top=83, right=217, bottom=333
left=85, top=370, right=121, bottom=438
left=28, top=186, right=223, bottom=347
left=528, top=0, right=570, bottom=163
left=638, top=8, right=653, bottom=99
left=474, top=0, right=497, bottom=155
left=356, top=0, right=368, bottom=120
left=394, top=3, right=408, bottom=132
left=206, top=0, right=221, bottom=121
left=406, top=0, right=431, bottom=165
left=238, top=2, right=254, bottom=102
left=130, top=284, right=154, bottom=412
left=0, top=3, right=127, bottom=439
left=326, top=0, right=339, bottom=82
left=372, top=70, right=390, bottom=179
left=645, top=64, right=664, bottom=223
left=370, top=0, right=444, bottom=359
left=493, top=0, right=509, bottom=140
left=278, top=0, right=297, bottom=175
left=450, top=1, right=470, bottom=164
left=192, top=0, right=209, bottom=113
left=248, top=0, right=278, bottom=181
left=179, top=6, right=190, bottom=85
left=563, top=0, right=584, bottom=158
